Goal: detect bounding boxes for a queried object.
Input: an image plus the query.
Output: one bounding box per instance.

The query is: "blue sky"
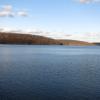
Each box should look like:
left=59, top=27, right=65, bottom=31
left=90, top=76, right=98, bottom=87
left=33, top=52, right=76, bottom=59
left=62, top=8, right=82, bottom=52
left=0, top=0, right=100, bottom=34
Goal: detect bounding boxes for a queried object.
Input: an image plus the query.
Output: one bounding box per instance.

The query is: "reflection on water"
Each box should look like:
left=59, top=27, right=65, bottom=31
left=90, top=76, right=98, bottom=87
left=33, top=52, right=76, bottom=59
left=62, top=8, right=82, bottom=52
left=0, top=45, right=100, bottom=100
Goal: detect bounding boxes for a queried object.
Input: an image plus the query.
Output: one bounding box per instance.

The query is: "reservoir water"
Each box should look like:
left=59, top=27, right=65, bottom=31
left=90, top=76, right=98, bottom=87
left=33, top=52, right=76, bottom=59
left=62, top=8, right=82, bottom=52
left=0, top=45, right=100, bottom=100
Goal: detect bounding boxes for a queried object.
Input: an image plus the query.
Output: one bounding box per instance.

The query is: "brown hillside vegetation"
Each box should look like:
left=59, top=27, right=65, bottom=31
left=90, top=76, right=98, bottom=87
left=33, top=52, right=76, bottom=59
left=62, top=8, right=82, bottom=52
left=0, top=32, right=95, bottom=45
left=0, top=32, right=58, bottom=45
left=58, top=40, right=94, bottom=46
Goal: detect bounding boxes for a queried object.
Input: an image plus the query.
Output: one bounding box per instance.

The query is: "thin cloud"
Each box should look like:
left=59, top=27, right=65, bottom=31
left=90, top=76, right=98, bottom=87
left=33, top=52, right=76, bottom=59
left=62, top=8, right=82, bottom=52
left=0, top=5, right=28, bottom=17
left=0, top=11, right=14, bottom=17
left=0, top=5, right=13, bottom=17
left=17, top=11, right=28, bottom=17
left=2, top=5, right=12, bottom=11
left=79, top=0, right=92, bottom=4
left=78, top=0, right=100, bottom=4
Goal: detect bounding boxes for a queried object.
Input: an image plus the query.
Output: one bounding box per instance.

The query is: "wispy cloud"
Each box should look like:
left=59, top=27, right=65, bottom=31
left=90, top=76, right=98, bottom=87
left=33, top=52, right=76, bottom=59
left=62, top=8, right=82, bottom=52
left=79, top=0, right=92, bottom=4
left=2, top=5, right=12, bottom=11
left=0, top=5, right=28, bottom=17
left=78, top=0, right=100, bottom=4
left=0, top=5, right=14, bottom=17
left=17, top=11, right=28, bottom=17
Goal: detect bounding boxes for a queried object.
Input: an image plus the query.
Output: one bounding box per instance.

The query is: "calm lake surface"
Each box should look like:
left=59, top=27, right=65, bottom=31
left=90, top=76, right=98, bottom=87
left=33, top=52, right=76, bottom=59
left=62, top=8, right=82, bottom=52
left=0, top=45, right=100, bottom=100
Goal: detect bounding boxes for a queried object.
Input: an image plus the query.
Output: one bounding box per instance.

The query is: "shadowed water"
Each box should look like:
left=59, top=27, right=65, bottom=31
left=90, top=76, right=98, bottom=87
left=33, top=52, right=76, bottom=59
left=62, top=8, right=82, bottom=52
left=0, top=45, right=100, bottom=100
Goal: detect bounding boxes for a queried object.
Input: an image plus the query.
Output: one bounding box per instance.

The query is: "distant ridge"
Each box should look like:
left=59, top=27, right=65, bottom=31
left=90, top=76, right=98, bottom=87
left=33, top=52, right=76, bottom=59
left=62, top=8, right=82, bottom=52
left=93, top=43, right=100, bottom=46
left=58, top=39, right=94, bottom=46
left=0, top=32, right=95, bottom=46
